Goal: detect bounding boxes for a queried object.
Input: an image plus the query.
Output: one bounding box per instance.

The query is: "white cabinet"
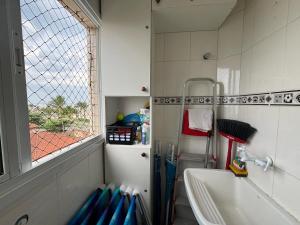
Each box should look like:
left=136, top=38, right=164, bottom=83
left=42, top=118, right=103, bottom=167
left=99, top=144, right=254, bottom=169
left=105, top=144, right=151, bottom=211
left=101, top=0, right=151, bottom=96
left=104, top=97, right=152, bottom=212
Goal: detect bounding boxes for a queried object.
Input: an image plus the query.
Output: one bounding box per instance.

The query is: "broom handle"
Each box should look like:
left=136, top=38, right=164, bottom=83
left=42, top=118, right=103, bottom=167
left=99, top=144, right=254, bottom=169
left=226, top=139, right=233, bottom=170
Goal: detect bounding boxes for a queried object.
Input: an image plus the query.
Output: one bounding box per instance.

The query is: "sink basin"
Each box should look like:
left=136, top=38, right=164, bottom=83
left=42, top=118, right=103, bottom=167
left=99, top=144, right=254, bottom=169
left=184, top=168, right=299, bottom=225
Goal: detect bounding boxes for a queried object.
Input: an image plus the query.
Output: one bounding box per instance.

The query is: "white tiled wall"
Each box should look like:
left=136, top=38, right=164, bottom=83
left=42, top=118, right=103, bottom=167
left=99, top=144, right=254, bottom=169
left=0, top=143, right=104, bottom=225
left=217, top=0, right=300, bottom=220
left=218, top=11, right=244, bottom=59
left=153, top=31, right=218, bottom=152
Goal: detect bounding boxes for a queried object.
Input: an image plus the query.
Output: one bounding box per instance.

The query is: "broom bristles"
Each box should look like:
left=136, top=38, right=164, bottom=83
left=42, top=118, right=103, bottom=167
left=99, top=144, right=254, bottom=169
left=217, top=119, right=256, bottom=141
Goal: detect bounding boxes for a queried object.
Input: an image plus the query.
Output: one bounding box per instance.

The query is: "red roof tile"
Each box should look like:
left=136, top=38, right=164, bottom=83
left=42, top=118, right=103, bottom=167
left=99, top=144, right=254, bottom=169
left=30, top=131, right=88, bottom=161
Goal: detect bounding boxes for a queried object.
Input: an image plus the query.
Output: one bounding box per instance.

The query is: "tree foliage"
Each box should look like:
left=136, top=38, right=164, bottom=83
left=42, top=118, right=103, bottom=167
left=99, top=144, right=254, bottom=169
left=29, top=95, right=89, bottom=132
left=29, top=112, right=45, bottom=126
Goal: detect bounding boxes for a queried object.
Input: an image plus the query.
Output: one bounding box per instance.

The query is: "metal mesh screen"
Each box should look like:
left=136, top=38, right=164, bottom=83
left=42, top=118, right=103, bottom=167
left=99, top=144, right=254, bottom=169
left=20, top=0, right=97, bottom=161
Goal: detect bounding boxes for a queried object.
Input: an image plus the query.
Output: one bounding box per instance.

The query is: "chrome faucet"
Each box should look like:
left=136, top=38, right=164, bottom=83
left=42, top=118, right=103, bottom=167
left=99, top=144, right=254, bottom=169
left=237, top=146, right=273, bottom=172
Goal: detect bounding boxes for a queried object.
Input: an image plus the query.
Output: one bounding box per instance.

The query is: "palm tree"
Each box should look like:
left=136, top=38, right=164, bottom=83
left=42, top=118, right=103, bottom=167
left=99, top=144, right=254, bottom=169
left=49, top=95, right=65, bottom=108
left=48, top=96, right=67, bottom=131
left=63, top=106, right=77, bottom=119
left=49, top=95, right=65, bottom=118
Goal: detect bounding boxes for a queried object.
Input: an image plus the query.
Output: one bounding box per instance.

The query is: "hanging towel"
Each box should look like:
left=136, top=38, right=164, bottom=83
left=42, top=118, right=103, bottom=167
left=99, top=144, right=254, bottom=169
left=182, top=110, right=210, bottom=136
left=68, top=188, right=102, bottom=225
left=109, top=195, right=126, bottom=225
left=81, top=187, right=111, bottom=225
left=123, top=196, right=137, bottom=225
left=97, top=188, right=121, bottom=225
left=188, top=108, right=213, bottom=131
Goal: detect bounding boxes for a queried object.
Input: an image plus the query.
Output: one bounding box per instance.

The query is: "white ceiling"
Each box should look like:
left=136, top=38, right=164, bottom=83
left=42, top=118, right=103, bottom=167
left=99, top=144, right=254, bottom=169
left=152, top=0, right=237, bottom=33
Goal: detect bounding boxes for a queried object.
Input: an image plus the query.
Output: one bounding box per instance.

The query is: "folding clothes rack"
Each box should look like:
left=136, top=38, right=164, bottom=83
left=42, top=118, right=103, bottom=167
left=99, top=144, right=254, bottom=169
left=177, top=78, right=218, bottom=166
left=68, top=184, right=152, bottom=225
left=171, top=78, right=219, bottom=224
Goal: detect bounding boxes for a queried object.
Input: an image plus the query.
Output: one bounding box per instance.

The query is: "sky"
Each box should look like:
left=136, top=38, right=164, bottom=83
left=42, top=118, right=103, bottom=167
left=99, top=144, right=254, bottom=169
left=20, top=0, right=90, bottom=107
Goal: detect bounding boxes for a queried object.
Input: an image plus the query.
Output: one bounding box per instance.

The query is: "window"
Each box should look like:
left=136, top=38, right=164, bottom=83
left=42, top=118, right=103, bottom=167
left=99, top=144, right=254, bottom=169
left=20, top=0, right=99, bottom=162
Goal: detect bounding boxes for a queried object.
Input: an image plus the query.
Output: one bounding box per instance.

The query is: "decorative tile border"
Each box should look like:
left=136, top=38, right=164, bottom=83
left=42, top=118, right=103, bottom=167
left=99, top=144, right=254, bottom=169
left=153, top=90, right=300, bottom=106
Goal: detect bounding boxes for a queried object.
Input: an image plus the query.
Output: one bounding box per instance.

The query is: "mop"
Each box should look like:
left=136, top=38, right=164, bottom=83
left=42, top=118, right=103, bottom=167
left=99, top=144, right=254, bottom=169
left=68, top=188, right=102, bottom=225
left=80, top=184, right=113, bottom=225
left=164, top=147, right=176, bottom=225
left=123, top=189, right=139, bottom=225
left=109, top=186, right=132, bottom=225
left=153, top=141, right=162, bottom=225
left=96, top=187, right=122, bottom=225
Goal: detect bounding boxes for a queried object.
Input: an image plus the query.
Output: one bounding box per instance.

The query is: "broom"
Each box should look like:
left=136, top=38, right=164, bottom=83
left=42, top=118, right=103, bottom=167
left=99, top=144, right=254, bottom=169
left=217, top=119, right=256, bottom=170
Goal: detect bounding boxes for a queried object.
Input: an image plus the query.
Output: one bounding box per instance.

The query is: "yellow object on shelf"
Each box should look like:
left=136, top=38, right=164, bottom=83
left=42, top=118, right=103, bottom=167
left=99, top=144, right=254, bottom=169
left=116, top=112, right=124, bottom=121
left=229, top=164, right=248, bottom=177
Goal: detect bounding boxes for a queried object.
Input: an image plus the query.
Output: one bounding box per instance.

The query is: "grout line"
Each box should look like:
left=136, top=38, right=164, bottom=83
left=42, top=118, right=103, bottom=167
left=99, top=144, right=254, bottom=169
left=189, top=31, right=192, bottom=61
left=275, top=165, right=300, bottom=183
left=287, top=14, right=300, bottom=25
left=240, top=1, right=290, bottom=53
left=286, top=0, right=292, bottom=25
left=271, top=106, right=281, bottom=197
left=155, top=59, right=217, bottom=63
left=154, top=29, right=218, bottom=35
left=217, top=52, right=242, bottom=61
left=239, top=5, right=246, bottom=95
left=241, top=25, right=287, bottom=54
left=162, top=33, right=165, bottom=63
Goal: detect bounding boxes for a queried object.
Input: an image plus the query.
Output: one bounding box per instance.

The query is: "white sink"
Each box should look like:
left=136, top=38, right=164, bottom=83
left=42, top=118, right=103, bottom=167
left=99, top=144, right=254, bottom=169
left=184, top=168, right=299, bottom=225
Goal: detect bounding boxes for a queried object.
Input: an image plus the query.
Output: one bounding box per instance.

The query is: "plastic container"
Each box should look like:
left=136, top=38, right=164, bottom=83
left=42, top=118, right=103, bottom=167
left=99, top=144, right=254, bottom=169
left=140, top=108, right=150, bottom=124
left=106, top=122, right=137, bottom=145
left=136, top=126, right=142, bottom=143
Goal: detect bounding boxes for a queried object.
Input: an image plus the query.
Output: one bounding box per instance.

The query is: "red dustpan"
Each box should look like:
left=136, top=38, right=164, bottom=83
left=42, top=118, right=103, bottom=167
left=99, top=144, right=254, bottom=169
left=219, top=131, right=246, bottom=170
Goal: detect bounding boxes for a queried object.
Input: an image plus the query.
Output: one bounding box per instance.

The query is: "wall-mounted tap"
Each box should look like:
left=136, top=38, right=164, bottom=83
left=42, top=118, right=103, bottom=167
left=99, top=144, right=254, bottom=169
left=237, top=146, right=273, bottom=172
left=203, top=52, right=211, bottom=60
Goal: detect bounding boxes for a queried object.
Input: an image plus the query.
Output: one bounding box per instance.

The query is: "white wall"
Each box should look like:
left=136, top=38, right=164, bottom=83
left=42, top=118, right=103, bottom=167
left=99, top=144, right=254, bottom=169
left=0, top=141, right=104, bottom=225
left=153, top=31, right=218, bottom=153
left=217, top=0, right=300, bottom=220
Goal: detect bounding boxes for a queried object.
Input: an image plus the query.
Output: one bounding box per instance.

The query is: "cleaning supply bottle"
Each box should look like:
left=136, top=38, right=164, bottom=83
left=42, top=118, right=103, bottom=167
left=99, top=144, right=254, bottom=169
left=140, top=108, right=150, bottom=124
left=136, top=126, right=142, bottom=143
left=229, top=156, right=248, bottom=177
left=142, top=123, right=150, bottom=145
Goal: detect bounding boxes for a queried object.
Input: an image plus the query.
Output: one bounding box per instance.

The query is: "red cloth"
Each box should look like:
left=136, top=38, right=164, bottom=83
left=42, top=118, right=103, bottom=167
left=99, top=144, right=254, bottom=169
left=182, top=110, right=210, bottom=137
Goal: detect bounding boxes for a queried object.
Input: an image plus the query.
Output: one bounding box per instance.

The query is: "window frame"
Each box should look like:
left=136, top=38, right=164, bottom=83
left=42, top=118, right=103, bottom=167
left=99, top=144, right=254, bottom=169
left=0, top=70, right=10, bottom=184
left=0, top=0, right=102, bottom=184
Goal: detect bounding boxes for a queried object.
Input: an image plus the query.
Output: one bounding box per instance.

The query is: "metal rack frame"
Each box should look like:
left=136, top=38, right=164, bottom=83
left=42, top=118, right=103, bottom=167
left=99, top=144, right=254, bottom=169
left=177, top=78, right=218, bottom=166
left=171, top=77, right=219, bottom=224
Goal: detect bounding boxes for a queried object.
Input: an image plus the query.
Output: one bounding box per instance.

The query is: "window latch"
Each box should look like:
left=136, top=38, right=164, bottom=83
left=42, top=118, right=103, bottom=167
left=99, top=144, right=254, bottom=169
left=12, top=31, right=23, bottom=75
